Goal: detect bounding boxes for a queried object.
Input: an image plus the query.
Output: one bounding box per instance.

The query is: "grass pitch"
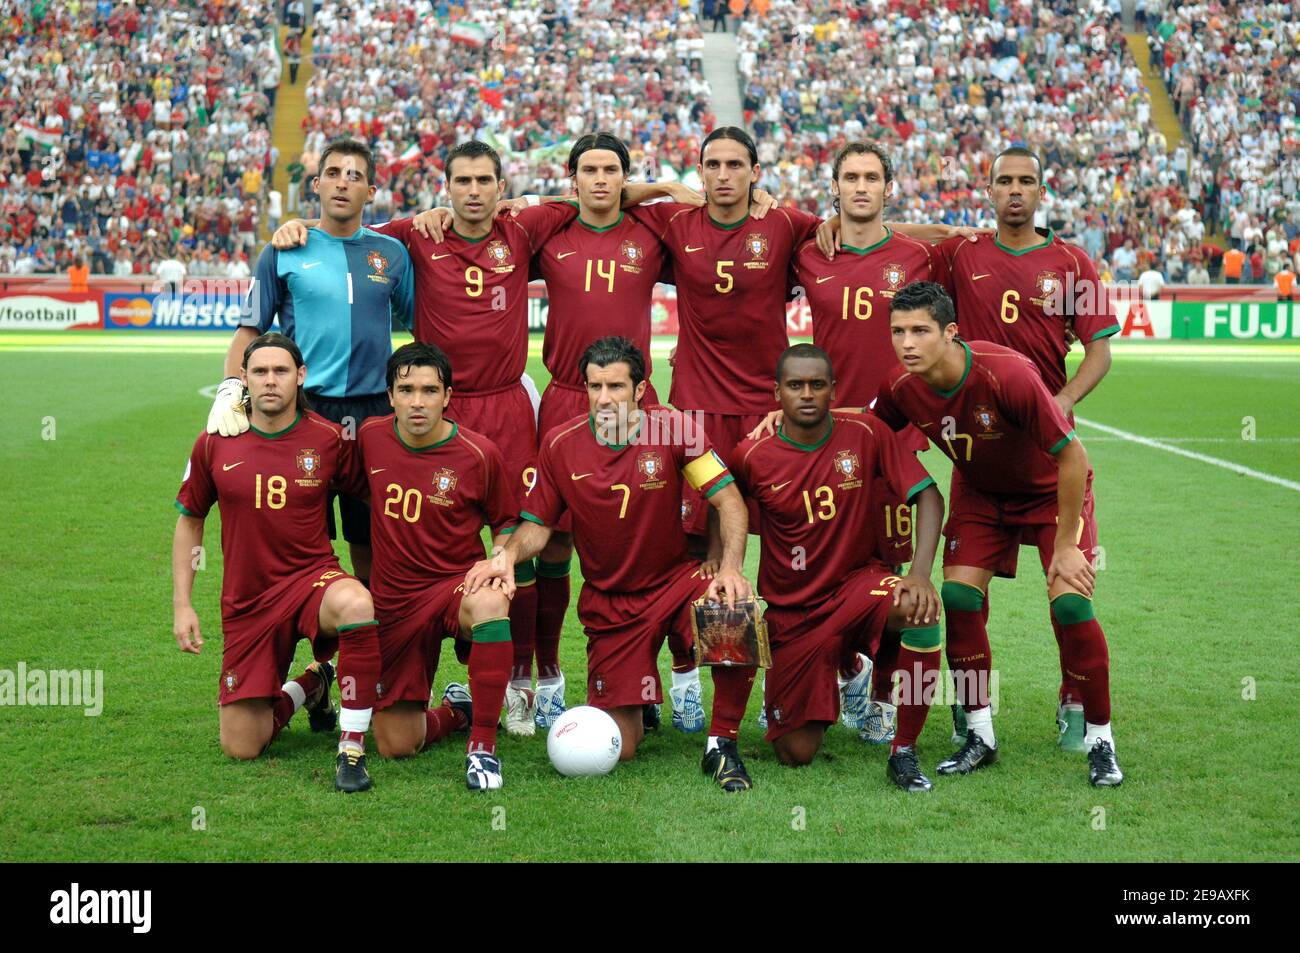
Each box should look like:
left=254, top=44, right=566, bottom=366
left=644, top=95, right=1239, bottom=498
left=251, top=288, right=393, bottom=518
left=1, top=333, right=1296, bottom=861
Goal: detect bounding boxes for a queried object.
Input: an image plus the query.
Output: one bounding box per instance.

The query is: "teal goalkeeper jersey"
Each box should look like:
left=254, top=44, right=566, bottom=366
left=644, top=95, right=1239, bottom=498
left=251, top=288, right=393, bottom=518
left=243, top=227, right=415, bottom=398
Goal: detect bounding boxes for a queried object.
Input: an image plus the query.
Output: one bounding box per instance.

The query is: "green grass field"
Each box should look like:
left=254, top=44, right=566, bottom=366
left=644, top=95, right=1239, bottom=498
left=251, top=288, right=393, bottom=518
left=1, top=332, right=1297, bottom=862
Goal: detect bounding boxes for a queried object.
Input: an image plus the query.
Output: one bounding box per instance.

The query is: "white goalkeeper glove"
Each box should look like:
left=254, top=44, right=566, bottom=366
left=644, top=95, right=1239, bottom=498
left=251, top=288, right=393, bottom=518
left=206, top=377, right=250, bottom=436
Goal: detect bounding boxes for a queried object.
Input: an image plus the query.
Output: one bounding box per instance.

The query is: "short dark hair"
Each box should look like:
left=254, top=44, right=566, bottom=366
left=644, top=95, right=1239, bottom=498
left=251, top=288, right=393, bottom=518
left=243, top=331, right=303, bottom=369
left=386, top=341, right=453, bottom=392
left=319, top=138, right=376, bottom=185
left=990, top=145, right=1043, bottom=184
left=832, top=141, right=893, bottom=183
left=580, top=336, right=646, bottom=388
left=891, top=281, right=957, bottom=328
left=568, top=132, right=630, bottom=176
left=700, top=126, right=758, bottom=167
left=446, top=140, right=502, bottom=181
left=776, top=343, right=833, bottom=384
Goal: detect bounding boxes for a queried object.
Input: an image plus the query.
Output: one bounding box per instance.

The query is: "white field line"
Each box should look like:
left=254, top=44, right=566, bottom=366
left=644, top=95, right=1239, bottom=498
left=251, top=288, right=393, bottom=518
left=1075, top=416, right=1300, bottom=493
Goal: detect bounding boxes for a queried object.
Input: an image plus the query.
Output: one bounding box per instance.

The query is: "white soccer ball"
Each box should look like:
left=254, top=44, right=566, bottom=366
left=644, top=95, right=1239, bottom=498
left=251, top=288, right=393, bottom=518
left=547, top=705, right=622, bottom=777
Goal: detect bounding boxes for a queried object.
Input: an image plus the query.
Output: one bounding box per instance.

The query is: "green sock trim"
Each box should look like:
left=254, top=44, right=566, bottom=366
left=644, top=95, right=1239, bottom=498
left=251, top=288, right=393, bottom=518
left=514, top=560, right=537, bottom=584
left=1051, top=593, right=1095, bottom=624
left=536, top=557, right=572, bottom=578
left=941, top=580, right=986, bottom=612
left=471, top=618, right=511, bottom=643
left=336, top=619, right=378, bottom=634
left=900, top=624, right=942, bottom=651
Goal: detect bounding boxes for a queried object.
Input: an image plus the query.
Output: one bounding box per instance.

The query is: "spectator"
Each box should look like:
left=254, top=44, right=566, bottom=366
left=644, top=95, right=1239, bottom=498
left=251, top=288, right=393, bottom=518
left=112, top=248, right=134, bottom=277
left=1275, top=266, right=1295, bottom=301
left=267, top=189, right=283, bottom=235
left=1113, top=240, right=1139, bottom=281
left=1186, top=258, right=1211, bottom=285
left=226, top=251, right=251, bottom=279
left=1222, top=246, right=1245, bottom=284
left=286, top=157, right=306, bottom=213
left=155, top=253, right=187, bottom=296
left=286, top=31, right=303, bottom=85
left=1137, top=266, right=1165, bottom=300
left=68, top=256, right=90, bottom=293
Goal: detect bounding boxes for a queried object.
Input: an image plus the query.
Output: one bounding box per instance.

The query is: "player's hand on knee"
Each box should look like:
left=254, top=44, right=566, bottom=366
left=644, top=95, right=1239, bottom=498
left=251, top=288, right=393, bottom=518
left=668, top=345, right=677, bottom=367
left=750, top=187, right=775, bottom=219
left=1047, top=544, right=1096, bottom=598
left=206, top=377, right=250, bottom=436
left=271, top=219, right=309, bottom=249
left=412, top=206, right=453, bottom=241
left=893, top=573, right=939, bottom=625
left=707, top=569, right=752, bottom=610
left=174, top=607, right=203, bottom=654
left=816, top=215, right=841, bottom=259
left=747, top=410, right=782, bottom=440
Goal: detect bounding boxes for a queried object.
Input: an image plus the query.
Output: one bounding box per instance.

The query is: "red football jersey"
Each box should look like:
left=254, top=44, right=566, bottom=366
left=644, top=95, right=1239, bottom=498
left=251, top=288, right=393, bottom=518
left=355, top=417, right=518, bottom=617
left=374, top=203, right=577, bottom=392
left=794, top=229, right=952, bottom=408
left=874, top=341, right=1077, bottom=499
left=175, top=411, right=350, bottom=619
left=731, top=412, right=935, bottom=609
left=940, top=231, right=1120, bottom=395
left=537, top=206, right=670, bottom=388
left=523, top=408, right=733, bottom=593
left=634, top=202, right=821, bottom=414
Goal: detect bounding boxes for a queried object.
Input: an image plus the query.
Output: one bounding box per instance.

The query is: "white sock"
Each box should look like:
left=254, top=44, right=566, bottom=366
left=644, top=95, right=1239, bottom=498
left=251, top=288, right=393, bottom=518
left=1084, top=722, right=1114, bottom=749
left=537, top=674, right=563, bottom=689
left=509, top=677, right=531, bottom=691
left=672, top=668, right=700, bottom=692
left=339, top=706, right=372, bottom=735
left=282, top=680, right=307, bottom=711
left=965, top=707, right=996, bottom=747
left=705, top=734, right=721, bottom=753
left=838, top=652, right=868, bottom=687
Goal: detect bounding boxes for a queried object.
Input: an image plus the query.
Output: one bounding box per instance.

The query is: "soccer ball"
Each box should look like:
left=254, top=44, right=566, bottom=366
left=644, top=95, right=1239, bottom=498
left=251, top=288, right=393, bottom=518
left=546, top=705, right=622, bottom=777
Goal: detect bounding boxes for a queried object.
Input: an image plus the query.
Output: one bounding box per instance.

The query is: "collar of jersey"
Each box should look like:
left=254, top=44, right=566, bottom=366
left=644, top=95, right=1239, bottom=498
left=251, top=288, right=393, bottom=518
left=451, top=225, right=490, bottom=243
left=309, top=226, right=367, bottom=242
left=840, top=227, right=892, bottom=256
left=931, top=339, right=973, bottom=398
left=251, top=410, right=302, bottom=439
left=577, top=211, right=623, bottom=233
left=777, top=418, right=833, bottom=451
left=394, top=419, right=458, bottom=452
left=993, top=227, right=1054, bottom=256
left=708, top=211, right=749, bottom=230
left=588, top=413, right=642, bottom=451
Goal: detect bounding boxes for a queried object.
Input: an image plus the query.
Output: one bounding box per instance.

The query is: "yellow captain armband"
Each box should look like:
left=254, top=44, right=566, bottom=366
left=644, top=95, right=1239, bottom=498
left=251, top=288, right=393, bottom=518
left=682, top=450, right=728, bottom=491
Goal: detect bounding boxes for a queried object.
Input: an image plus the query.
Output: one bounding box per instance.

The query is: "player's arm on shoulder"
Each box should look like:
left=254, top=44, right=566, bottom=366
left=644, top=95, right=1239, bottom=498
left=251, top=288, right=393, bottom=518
left=172, top=512, right=205, bottom=654
left=404, top=208, right=449, bottom=242
left=272, top=218, right=316, bottom=249
left=622, top=180, right=703, bottom=208
left=889, top=221, right=991, bottom=244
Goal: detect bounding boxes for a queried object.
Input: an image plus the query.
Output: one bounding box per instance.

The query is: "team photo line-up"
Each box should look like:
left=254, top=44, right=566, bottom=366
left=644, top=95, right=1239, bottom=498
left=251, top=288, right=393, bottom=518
left=174, top=126, right=1123, bottom=795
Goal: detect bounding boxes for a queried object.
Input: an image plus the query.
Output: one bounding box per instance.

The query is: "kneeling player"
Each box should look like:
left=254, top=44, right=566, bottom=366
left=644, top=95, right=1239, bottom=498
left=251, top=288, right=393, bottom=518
left=467, top=336, right=760, bottom=791
left=172, top=333, right=382, bottom=793
left=875, top=282, right=1122, bottom=786
left=353, top=343, right=517, bottom=790
left=732, top=345, right=945, bottom=791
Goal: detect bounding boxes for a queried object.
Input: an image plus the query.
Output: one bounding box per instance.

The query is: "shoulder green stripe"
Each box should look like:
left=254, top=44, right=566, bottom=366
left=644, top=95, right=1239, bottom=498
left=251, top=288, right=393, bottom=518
left=704, top=474, right=735, bottom=499
left=174, top=500, right=197, bottom=517
left=904, top=476, right=935, bottom=502
left=1090, top=324, right=1121, bottom=341
left=520, top=510, right=548, bottom=526
left=1049, top=430, right=1077, bottom=455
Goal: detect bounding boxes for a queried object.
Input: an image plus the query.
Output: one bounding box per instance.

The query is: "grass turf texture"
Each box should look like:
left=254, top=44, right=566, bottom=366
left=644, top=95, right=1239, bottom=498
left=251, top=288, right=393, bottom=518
left=1, top=333, right=1297, bottom=862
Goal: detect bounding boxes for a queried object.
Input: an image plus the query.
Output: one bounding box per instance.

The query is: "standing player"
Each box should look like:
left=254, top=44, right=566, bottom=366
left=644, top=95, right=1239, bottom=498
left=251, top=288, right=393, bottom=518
left=875, top=282, right=1122, bottom=787
left=935, top=147, right=1119, bottom=752
left=354, top=343, right=518, bottom=790
left=174, top=333, right=383, bottom=792
left=731, top=344, right=945, bottom=792
left=465, top=337, right=761, bottom=792
left=207, top=139, right=414, bottom=593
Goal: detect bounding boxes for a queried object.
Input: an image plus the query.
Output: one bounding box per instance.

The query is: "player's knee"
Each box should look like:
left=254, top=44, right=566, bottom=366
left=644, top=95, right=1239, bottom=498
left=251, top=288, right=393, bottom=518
left=773, top=735, right=816, bottom=767
left=464, top=586, right=510, bottom=621
left=374, top=728, right=420, bottom=759
left=1050, top=592, right=1095, bottom=625
left=941, top=580, right=985, bottom=613
left=220, top=733, right=267, bottom=761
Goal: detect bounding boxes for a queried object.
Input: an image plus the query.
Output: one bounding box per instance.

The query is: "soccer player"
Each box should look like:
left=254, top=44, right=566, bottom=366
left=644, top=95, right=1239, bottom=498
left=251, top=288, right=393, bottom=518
left=174, top=332, right=383, bottom=793
left=354, top=342, right=517, bottom=790
left=934, top=146, right=1119, bottom=752
left=206, top=138, right=414, bottom=594
left=874, top=282, right=1123, bottom=787
left=465, top=337, right=761, bottom=792
left=731, top=344, right=945, bottom=792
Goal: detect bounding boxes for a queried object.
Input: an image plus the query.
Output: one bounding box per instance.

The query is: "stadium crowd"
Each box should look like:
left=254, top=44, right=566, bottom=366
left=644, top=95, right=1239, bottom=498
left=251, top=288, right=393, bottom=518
left=0, top=0, right=279, bottom=277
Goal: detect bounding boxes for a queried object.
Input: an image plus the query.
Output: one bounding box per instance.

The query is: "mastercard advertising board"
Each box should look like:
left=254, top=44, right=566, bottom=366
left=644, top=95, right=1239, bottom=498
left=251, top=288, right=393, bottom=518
left=104, top=289, right=249, bottom=330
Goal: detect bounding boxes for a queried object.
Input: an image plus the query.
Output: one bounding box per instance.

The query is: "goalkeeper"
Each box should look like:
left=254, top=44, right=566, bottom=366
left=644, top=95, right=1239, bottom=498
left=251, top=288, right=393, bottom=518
left=206, top=139, right=413, bottom=587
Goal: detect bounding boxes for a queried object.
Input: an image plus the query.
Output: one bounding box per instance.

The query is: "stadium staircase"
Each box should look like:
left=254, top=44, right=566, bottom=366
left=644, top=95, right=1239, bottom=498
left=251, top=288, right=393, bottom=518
left=701, top=32, right=744, bottom=127
left=265, top=27, right=313, bottom=238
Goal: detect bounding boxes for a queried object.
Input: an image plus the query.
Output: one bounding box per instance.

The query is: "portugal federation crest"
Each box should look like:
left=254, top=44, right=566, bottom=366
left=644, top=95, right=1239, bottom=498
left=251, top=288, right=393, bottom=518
left=223, top=670, right=239, bottom=692
left=620, top=240, right=644, bottom=265
left=486, top=240, right=512, bottom=265
left=1036, top=270, right=1061, bottom=297
left=883, top=263, right=906, bottom=289
left=637, top=451, right=666, bottom=489
left=297, top=449, right=320, bottom=476
left=432, top=467, right=459, bottom=502
left=834, top=449, right=859, bottom=479
left=746, top=232, right=769, bottom=260
left=974, top=404, right=998, bottom=432
left=367, top=250, right=389, bottom=276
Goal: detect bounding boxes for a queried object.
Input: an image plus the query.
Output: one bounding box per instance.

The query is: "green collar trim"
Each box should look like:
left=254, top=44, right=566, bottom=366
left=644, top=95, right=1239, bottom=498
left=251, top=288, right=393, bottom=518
left=451, top=225, right=490, bottom=243
left=777, top=418, right=834, bottom=452
left=588, top=413, right=641, bottom=451
left=251, top=410, right=302, bottom=439
left=841, top=227, right=892, bottom=256
left=394, top=419, right=458, bottom=452
left=933, top=340, right=973, bottom=398
left=994, top=227, right=1054, bottom=256
left=577, top=211, right=624, bottom=232
left=709, top=211, right=749, bottom=230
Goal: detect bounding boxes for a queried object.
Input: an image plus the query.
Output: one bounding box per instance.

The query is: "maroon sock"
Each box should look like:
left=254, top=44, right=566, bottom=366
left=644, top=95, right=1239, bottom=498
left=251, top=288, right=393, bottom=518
left=668, top=625, right=696, bottom=672
left=268, top=667, right=324, bottom=739
left=422, top=702, right=459, bottom=750
left=891, top=647, right=940, bottom=751
left=535, top=572, right=569, bottom=680
left=469, top=635, right=511, bottom=755
left=337, top=621, right=381, bottom=749
left=945, top=608, right=992, bottom=712
left=509, top=582, right=538, bottom=682
left=707, top=665, right=755, bottom=740
left=872, top=629, right=901, bottom=701
left=1060, top=618, right=1111, bottom=724
left=838, top=648, right=864, bottom=681
left=1051, top=616, right=1083, bottom=706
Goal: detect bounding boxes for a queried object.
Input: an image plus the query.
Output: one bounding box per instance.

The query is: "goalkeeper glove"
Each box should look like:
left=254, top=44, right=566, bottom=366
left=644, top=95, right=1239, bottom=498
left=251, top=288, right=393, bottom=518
left=206, top=377, right=250, bottom=436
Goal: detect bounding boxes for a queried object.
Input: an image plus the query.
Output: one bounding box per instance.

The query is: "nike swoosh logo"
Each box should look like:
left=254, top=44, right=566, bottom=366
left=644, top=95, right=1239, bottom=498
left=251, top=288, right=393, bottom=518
left=770, top=481, right=791, bottom=492
left=431, top=253, right=452, bottom=261
left=570, top=472, right=592, bottom=481
left=302, top=261, right=322, bottom=269
left=223, top=462, right=245, bottom=471
left=370, top=467, right=386, bottom=475
left=684, top=245, right=704, bottom=253
left=972, top=273, right=991, bottom=281
left=816, top=276, right=834, bottom=284
left=557, top=252, right=577, bottom=260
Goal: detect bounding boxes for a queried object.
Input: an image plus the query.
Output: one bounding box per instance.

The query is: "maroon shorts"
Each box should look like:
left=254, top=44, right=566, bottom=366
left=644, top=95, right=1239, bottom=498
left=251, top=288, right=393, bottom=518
left=218, top=563, right=350, bottom=705
left=447, top=381, right=537, bottom=509
left=761, top=566, right=900, bottom=740
left=681, top=410, right=767, bottom=537
left=942, top=473, right=1099, bottom=579
left=538, top=380, right=660, bottom=533
left=374, top=576, right=466, bottom=711
left=577, top=562, right=711, bottom=710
